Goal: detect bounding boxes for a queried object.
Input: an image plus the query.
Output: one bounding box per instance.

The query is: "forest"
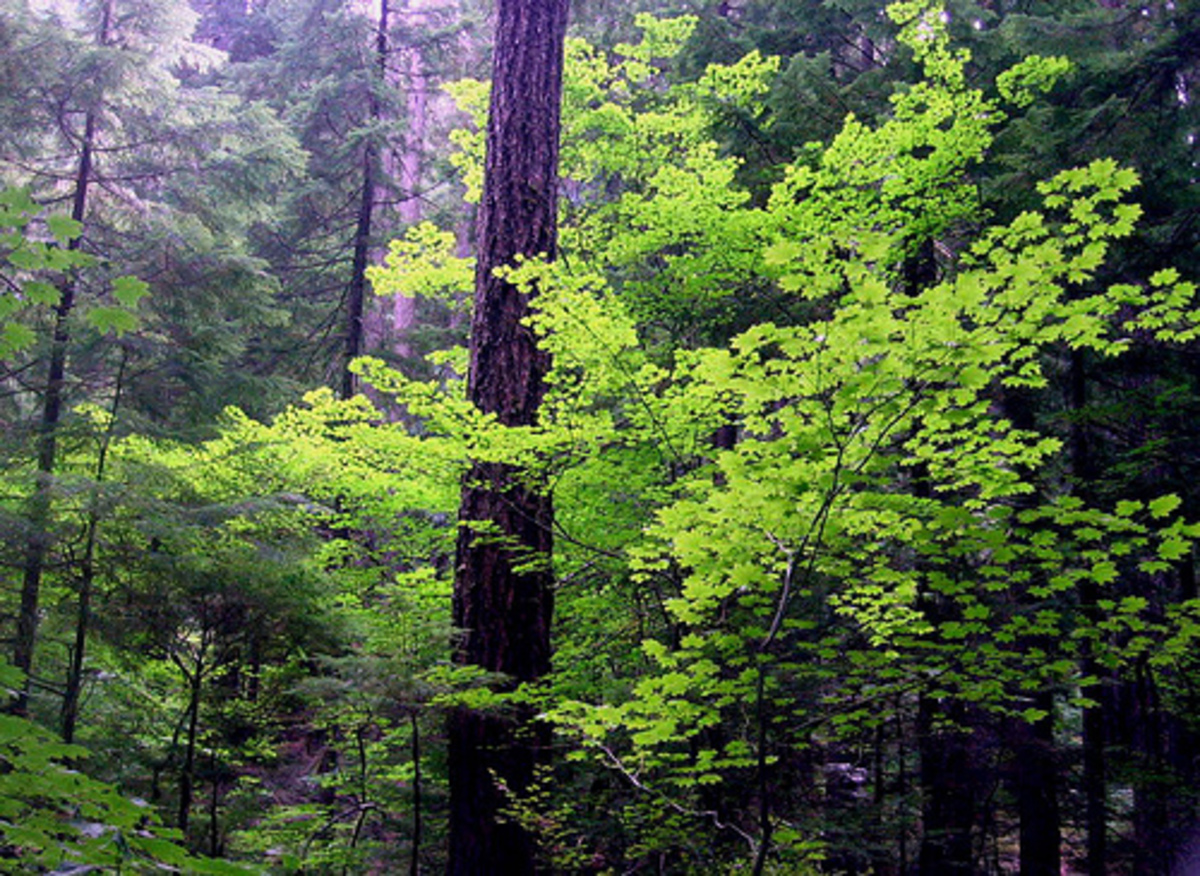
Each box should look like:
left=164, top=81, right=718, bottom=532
left=3, top=0, right=1200, bottom=873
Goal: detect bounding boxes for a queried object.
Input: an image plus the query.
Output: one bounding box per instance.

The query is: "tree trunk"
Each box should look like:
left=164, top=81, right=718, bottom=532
left=13, top=0, right=112, bottom=716
left=1011, top=696, right=1061, bottom=876
left=1131, top=658, right=1168, bottom=876
left=342, top=0, right=389, bottom=399
left=1070, top=350, right=1108, bottom=876
left=389, top=0, right=428, bottom=358
left=917, top=697, right=978, bottom=875
left=176, top=652, right=205, bottom=835
left=446, top=0, right=569, bottom=873
left=996, top=386, right=1062, bottom=876
left=60, top=351, right=125, bottom=743
left=410, top=711, right=422, bottom=876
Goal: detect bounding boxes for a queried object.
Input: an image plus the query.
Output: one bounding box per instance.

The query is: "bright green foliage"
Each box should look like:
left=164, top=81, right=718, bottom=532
left=368, top=222, right=474, bottom=315
left=0, top=187, right=152, bottom=348
left=5, top=0, right=1199, bottom=870
left=87, top=389, right=465, bottom=862
left=0, top=658, right=254, bottom=874
left=0, top=186, right=148, bottom=378
left=431, top=15, right=785, bottom=346
left=0, top=189, right=88, bottom=356
left=361, top=4, right=1200, bottom=866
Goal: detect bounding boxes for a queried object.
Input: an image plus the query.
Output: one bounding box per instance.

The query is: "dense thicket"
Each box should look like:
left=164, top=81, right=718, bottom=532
left=3, top=0, right=1200, bottom=874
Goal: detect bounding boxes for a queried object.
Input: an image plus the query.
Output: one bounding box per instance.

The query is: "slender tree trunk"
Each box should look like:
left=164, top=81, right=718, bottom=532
left=59, top=512, right=97, bottom=742
left=410, top=711, right=422, bottom=876
left=1070, top=350, right=1108, bottom=876
left=208, top=748, right=222, bottom=857
left=13, top=0, right=112, bottom=715
left=342, top=0, right=389, bottom=399
left=446, top=0, right=569, bottom=873
left=343, top=151, right=375, bottom=399
left=897, top=700, right=910, bottom=873
left=176, top=653, right=205, bottom=834
left=60, top=351, right=125, bottom=743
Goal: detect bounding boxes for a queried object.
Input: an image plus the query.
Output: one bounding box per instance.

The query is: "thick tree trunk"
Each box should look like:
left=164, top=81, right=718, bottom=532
left=905, top=365, right=982, bottom=876
left=1131, top=659, right=1168, bottom=876
left=996, top=387, right=1062, bottom=876
left=446, top=0, right=568, bottom=873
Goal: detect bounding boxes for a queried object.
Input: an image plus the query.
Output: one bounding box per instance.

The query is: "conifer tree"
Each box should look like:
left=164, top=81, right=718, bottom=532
left=446, top=0, right=568, bottom=871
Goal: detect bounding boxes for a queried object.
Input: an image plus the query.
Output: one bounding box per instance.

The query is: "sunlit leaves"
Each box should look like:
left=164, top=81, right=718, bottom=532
left=367, top=222, right=473, bottom=312
left=0, top=189, right=89, bottom=356
left=348, top=3, right=1200, bottom=859
left=995, top=55, right=1072, bottom=108
left=0, top=659, right=255, bottom=874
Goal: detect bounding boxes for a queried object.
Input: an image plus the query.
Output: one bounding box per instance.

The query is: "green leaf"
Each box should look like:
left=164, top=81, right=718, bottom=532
left=46, top=214, right=83, bottom=244
left=112, top=275, right=150, bottom=308
left=22, top=280, right=60, bottom=306
left=1, top=323, right=36, bottom=354
left=86, top=306, right=139, bottom=335
left=1148, top=494, right=1182, bottom=519
left=1158, top=538, right=1190, bottom=561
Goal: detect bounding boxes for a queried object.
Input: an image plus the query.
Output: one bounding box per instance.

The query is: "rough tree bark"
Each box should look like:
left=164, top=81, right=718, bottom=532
left=446, top=0, right=568, bottom=872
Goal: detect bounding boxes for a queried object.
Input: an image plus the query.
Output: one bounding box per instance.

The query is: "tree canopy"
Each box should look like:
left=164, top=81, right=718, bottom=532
left=3, top=0, right=1200, bottom=873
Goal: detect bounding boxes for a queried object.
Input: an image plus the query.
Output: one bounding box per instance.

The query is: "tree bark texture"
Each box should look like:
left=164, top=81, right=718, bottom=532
left=447, top=0, right=568, bottom=873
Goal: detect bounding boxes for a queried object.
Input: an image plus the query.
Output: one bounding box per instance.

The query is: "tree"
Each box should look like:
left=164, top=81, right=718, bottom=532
left=10, top=0, right=112, bottom=717
left=446, top=0, right=569, bottom=872
left=10, top=1, right=1200, bottom=870
left=365, top=5, right=1200, bottom=870
left=209, top=0, right=474, bottom=402
left=1, top=0, right=296, bottom=745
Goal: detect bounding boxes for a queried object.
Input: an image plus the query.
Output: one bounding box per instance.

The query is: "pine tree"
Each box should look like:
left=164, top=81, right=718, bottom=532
left=446, top=0, right=569, bottom=871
